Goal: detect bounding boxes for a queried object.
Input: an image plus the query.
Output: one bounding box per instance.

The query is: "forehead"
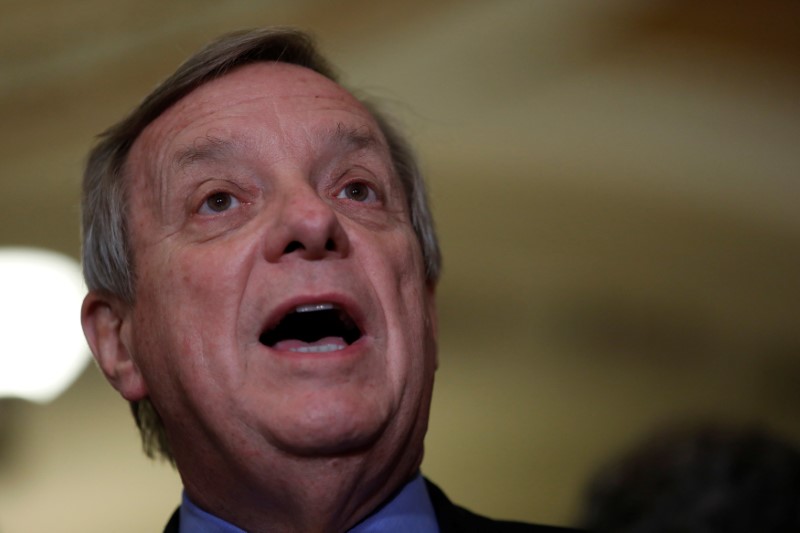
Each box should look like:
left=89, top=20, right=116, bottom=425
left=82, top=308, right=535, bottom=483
left=128, top=62, right=381, bottom=175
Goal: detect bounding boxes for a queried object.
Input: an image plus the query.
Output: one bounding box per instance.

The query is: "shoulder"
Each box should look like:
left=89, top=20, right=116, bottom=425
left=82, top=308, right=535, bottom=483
left=425, top=479, right=585, bottom=533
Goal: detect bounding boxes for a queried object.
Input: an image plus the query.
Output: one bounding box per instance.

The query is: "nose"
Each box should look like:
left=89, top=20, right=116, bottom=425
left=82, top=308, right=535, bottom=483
left=263, top=184, right=350, bottom=263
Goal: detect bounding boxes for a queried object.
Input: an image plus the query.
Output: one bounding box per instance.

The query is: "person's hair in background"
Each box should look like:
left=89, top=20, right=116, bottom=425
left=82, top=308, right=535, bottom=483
left=81, top=27, right=441, bottom=463
left=578, top=421, right=800, bottom=533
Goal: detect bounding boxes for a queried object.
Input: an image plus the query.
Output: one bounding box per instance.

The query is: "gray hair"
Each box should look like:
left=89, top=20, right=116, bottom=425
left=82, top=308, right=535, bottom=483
left=81, top=27, right=441, bottom=463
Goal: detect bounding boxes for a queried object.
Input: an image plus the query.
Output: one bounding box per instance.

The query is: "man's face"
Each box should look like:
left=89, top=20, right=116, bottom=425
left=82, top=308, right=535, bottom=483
left=117, top=63, right=437, bottom=477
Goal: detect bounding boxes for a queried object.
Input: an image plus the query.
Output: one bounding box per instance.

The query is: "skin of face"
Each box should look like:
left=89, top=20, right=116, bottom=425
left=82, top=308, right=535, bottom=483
left=82, top=62, right=438, bottom=529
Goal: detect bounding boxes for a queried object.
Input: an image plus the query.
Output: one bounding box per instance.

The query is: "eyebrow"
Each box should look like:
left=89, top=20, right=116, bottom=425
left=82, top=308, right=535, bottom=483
left=325, top=123, right=382, bottom=153
left=172, top=135, right=235, bottom=170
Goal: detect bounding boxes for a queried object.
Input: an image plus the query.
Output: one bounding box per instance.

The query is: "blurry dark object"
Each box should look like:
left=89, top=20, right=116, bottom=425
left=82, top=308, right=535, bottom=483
left=579, top=422, right=800, bottom=533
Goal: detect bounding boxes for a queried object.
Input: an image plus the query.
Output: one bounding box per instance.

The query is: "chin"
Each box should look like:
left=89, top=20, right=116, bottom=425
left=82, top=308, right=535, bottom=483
left=266, top=392, right=393, bottom=457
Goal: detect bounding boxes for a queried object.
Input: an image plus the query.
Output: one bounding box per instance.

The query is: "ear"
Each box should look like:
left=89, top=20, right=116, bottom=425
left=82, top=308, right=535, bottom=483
left=81, top=291, right=148, bottom=401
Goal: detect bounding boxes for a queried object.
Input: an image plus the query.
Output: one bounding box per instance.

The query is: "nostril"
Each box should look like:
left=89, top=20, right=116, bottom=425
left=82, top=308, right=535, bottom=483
left=324, top=238, right=336, bottom=252
left=284, top=241, right=304, bottom=254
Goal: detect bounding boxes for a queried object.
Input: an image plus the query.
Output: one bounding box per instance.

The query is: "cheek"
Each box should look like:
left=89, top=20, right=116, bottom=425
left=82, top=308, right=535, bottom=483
left=130, top=241, right=257, bottom=377
left=377, top=233, right=435, bottom=369
left=367, top=227, right=427, bottom=286
left=141, top=239, right=254, bottom=308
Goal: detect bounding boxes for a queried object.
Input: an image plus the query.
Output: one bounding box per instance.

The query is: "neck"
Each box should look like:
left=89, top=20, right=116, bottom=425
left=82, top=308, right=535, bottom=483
left=180, top=444, right=423, bottom=533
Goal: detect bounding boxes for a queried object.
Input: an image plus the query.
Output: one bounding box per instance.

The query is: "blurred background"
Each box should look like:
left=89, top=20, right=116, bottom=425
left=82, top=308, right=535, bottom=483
left=1, top=1, right=799, bottom=531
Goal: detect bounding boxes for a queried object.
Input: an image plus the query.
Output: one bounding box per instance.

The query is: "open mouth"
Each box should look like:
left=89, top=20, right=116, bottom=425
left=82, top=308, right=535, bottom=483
left=259, top=303, right=362, bottom=353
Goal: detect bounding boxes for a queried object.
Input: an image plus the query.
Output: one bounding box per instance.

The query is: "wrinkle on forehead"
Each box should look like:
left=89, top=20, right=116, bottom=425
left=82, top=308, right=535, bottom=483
left=168, top=121, right=384, bottom=182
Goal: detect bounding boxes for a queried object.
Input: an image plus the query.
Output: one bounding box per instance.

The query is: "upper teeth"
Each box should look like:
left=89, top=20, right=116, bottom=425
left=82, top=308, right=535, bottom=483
left=294, top=303, right=335, bottom=313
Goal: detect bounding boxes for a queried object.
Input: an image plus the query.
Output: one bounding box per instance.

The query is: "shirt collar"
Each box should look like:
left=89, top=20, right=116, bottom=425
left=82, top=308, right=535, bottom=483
left=179, top=473, right=439, bottom=533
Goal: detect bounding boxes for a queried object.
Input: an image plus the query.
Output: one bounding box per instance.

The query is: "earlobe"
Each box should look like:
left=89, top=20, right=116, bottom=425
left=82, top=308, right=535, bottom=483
left=81, top=291, right=148, bottom=401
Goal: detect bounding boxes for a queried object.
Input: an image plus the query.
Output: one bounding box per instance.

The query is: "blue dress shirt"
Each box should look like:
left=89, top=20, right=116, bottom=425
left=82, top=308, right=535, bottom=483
left=179, top=473, right=440, bottom=532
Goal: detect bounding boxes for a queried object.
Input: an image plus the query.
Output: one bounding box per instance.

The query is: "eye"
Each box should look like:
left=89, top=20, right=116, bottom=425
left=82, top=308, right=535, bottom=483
left=336, top=181, right=377, bottom=203
left=199, top=191, right=240, bottom=214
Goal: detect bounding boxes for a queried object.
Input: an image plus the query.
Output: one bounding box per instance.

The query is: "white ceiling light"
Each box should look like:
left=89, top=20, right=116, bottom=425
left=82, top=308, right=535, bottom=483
left=0, top=247, right=90, bottom=403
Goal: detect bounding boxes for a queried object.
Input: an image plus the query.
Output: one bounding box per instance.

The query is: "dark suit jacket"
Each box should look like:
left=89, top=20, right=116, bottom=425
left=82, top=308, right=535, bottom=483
left=163, top=479, right=583, bottom=532
left=424, top=480, right=582, bottom=532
